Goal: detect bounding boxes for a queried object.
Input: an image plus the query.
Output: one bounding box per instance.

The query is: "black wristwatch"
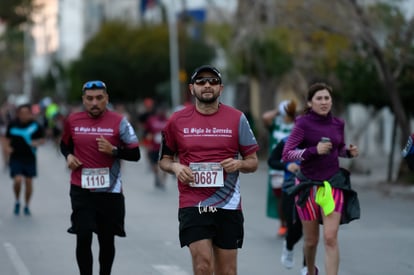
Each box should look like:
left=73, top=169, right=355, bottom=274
left=112, top=146, right=119, bottom=157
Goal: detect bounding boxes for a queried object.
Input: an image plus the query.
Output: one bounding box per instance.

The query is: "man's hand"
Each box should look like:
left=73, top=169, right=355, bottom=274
left=96, top=135, right=114, bottom=155
left=67, top=154, right=82, bottom=170
left=220, top=158, right=241, bottom=173
left=173, top=163, right=195, bottom=185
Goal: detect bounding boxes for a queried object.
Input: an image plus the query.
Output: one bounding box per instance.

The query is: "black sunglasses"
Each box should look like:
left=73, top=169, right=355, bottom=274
left=82, top=80, right=107, bottom=92
left=194, top=77, right=221, bottom=86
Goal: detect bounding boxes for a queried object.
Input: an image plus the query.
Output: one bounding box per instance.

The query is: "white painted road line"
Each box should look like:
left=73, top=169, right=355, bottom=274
left=153, top=264, right=189, bottom=275
left=4, top=242, right=31, bottom=275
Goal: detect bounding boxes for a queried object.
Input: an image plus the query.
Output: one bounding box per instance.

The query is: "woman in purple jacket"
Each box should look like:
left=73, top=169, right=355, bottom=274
left=282, top=82, right=359, bottom=275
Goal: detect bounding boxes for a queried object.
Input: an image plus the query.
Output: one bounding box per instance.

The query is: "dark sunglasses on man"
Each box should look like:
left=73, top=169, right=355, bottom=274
left=194, top=77, right=221, bottom=86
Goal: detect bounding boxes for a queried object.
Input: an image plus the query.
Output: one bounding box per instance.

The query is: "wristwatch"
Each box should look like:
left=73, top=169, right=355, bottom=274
left=112, top=146, right=119, bottom=157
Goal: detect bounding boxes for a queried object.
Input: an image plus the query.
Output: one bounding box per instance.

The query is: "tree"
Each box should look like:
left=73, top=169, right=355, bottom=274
left=206, top=0, right=353, bottom=153
left=338, top=0, right=414, bottom=143
left=0, top=0, right=35, bottom=29
left=229, top=0, right=414, bottom=156
left=66, top=21, right=215, bottom=104
left=0, top=29, right=25, bottom=102
left=0, top=0, right=36, bottom=101
left=274, top=0, right=414, bottom=142
left=335, top=56, right=386, bottom=107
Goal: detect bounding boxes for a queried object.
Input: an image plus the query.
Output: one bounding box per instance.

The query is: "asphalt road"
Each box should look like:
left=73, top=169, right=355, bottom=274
left=0, top=142, right=413, bottom=275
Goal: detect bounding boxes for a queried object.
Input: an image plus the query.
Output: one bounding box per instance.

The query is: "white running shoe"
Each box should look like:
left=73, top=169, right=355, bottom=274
left=280, top=241, right=294, bottom=269
left=300, top=266, right=318, bottom=275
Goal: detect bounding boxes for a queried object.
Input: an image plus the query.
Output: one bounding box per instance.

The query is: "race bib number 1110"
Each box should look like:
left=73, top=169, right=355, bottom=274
left=81, top=168, right=110, bottom=189
left=189, top=162, right=224, bottom=188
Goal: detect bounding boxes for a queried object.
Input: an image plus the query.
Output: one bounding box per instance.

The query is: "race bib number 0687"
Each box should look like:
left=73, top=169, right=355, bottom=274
left=189, top=162, right=224, bottom=188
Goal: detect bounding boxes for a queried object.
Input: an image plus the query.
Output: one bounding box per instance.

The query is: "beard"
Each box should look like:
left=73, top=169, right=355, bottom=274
left=87, top=107, right=105, bottom=118
left=194, top=92, right=219, bottom=104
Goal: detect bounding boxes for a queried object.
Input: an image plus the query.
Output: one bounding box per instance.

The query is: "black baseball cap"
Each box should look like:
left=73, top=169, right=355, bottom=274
left=190, top=65, right=222, bottom=84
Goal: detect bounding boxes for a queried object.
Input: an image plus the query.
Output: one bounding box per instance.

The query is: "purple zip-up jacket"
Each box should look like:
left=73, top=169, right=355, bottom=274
left=282, top=110, right=349, bottom=181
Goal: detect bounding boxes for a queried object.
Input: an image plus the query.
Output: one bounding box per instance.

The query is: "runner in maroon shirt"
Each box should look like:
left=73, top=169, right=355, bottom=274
left=159, top=65, right=259, bottom=275
left=60, top=80, right=140, bottom=275
left=144, top=103, right=168, bottom=189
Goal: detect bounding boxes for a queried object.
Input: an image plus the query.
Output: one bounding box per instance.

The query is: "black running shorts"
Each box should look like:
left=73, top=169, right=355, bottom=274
left=147, top=150, right=159, bottom=165
left=68, top=185, right=126, bottom=237
left=9, top=158, right=37, bottom=178
left=178, top=207, right=244, bottom=249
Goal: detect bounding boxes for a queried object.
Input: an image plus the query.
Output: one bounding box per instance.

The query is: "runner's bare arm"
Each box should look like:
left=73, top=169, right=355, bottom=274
left=4, top=137, right=13, bottom=154
left=159, top=155, right=194, bottom=185
left=32, top=138, right=46, bottom=147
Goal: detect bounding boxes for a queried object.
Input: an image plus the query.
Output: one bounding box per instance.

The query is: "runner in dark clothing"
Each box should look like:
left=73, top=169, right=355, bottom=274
left=6, top=103, right=45, bottom=215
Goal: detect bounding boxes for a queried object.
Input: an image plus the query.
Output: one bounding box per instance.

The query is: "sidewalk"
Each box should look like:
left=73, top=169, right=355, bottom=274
left=340, top=155, right=414, bottom=199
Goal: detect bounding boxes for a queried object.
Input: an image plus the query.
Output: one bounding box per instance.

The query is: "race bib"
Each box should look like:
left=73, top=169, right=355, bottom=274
left=154, top=132, right=162, bottom=144
left=270, top=170, right=285, bottom=189
left=81, top=168, right=110, bottom=189
left=189, top=162, right=224, bottom=188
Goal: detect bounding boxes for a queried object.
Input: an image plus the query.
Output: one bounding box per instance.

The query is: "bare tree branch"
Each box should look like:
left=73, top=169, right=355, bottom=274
left=393, top=16, right=414, bottom=79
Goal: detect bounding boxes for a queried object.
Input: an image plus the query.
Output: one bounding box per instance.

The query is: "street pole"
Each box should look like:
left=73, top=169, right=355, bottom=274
left=167, top=0, right=181, bottom=108
left=23, top=23, right=32, bottom=101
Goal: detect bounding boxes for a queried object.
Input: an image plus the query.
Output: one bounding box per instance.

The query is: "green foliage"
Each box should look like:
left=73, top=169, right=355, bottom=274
left=0, top=0, right=35, bottom=28
left=334, top=1, right=414, bottom=115
left=249, top=37, right=293, bottom=77
left=0, top=28, right=25, bottom=100
left=205, top=24, right=232, bottom=48
left=181, top=38, right=216, bottom=77
left=67, top=21, right=215, bottom=103
left=367, top=2, right=405, bottom=29
left=398, top=62, right=414, bottom=116
left=0, top=0, right=36, bottom=101
left=0, top=28, right=24, bottom=64
left=334, top=57, right=386, bottom=108
left=229, top=33, right=293, bottom=79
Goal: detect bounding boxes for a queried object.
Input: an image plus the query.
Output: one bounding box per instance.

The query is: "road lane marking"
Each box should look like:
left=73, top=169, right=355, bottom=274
left=153, top=264, right=189, bottom=275
left=4, top=242, right=31, bottom=275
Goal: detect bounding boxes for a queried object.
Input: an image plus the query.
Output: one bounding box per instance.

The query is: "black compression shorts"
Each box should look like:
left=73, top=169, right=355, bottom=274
left=68, top=185, right=126, bottom=237
left=178, top=207, right=244, bottom=249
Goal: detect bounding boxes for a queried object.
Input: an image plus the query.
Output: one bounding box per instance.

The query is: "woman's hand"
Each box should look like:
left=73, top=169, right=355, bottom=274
left=317, top=141, right=332, bottom=155
left=286, top=162, right=300, bottom=173
left=348, top=144, right=359, bottom=157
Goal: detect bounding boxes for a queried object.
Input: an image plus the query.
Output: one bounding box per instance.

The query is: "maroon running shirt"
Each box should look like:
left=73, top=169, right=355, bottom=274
left=161, top=104, right=259, bottom=209
left=61, top=110, right=139, bottom=193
